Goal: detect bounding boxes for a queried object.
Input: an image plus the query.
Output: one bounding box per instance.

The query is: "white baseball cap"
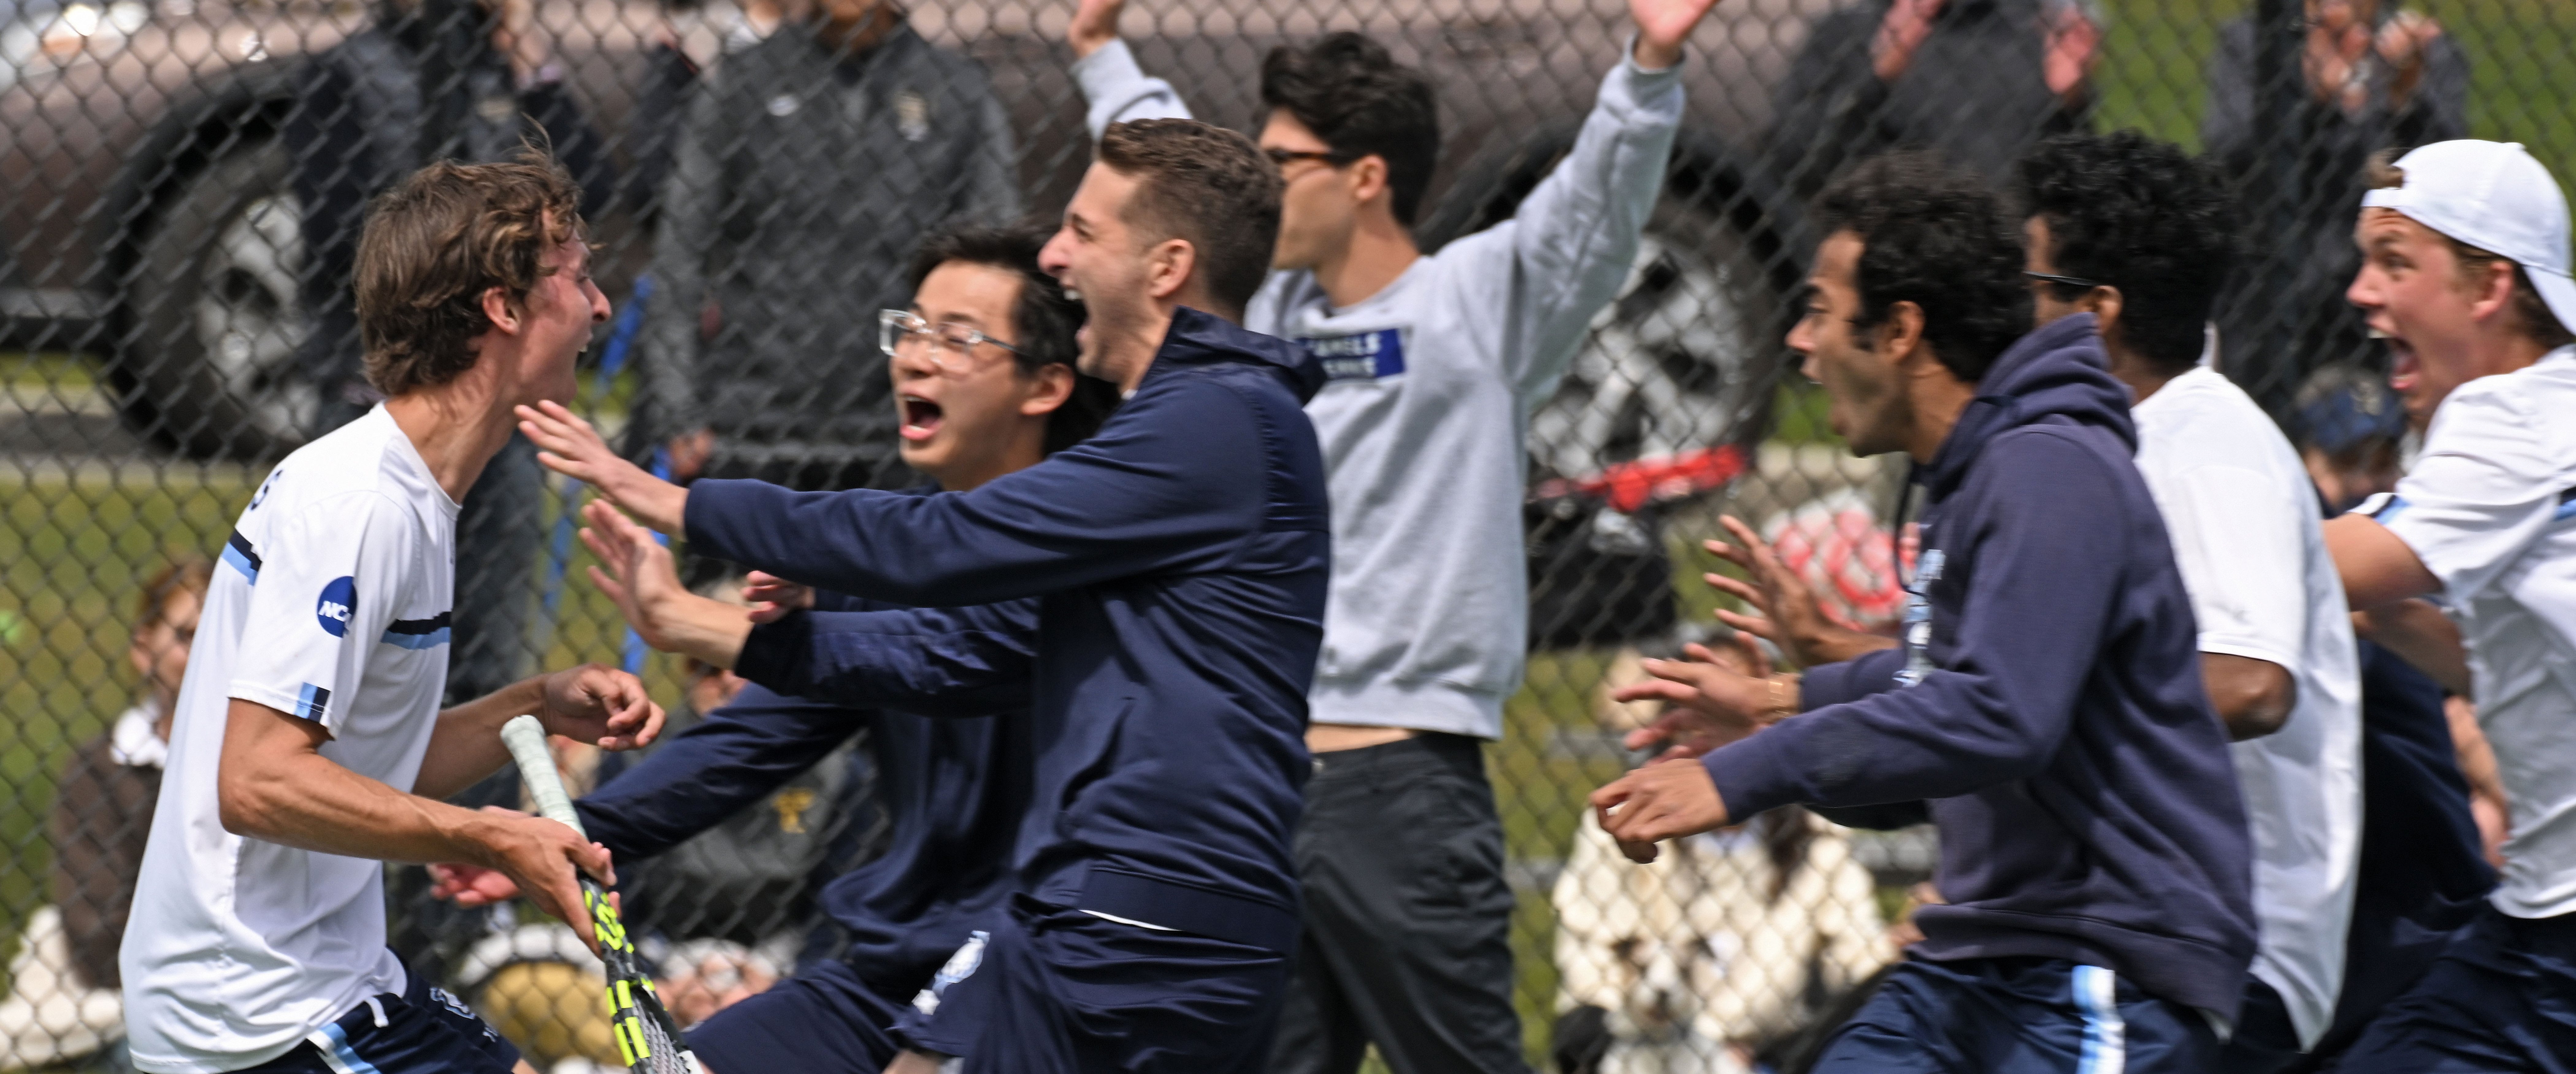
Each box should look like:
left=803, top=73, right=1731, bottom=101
left=2361, top=139, right=2576, bottom=333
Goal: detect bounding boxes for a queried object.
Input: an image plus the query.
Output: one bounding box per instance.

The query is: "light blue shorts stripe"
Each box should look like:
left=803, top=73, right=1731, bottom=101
left=306, top=1021, right=386, bottom=1074
left=2073, top=964, right=2127, bottom=1074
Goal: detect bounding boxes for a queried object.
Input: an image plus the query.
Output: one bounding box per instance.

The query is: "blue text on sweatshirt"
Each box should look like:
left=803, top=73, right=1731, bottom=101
left=683, top=308, right=1332, bottom=951
left=1704, top=314, right=2257, bottom=1018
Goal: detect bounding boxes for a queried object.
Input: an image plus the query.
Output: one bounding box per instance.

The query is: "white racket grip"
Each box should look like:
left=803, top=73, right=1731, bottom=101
left=500, top=715, right=588, bottom=839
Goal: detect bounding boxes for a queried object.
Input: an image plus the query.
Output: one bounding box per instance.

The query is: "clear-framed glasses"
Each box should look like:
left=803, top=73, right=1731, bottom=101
left=878, top=309, right=1022, bottom=371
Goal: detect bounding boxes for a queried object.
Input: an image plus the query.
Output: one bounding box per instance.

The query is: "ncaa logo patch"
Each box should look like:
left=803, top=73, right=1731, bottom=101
left=316, top=576, right=356, bottom=638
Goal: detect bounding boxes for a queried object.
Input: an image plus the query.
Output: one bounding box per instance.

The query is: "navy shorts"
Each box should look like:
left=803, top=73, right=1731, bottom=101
left=892, top=894, right=1292, bottom=1074
left=688, top=956, right=907, bottom=1074
left=236, top=962, right=520, bottom=1073
left=1811, top=956, right=2219, bottom=1073
left=2339, top=903, right=2576, bottom=1073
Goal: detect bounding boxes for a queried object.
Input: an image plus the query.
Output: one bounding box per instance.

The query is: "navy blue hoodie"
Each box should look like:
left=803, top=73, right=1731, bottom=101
left=684, top=308, right=1331, bottom=952
left=1703, top=314, right=2257, bottom=1018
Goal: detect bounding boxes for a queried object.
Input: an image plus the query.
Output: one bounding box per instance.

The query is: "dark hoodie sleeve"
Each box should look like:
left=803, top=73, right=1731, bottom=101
left=685, top=374, right=1270, bottom=607
left=734, top=601, right=1039, bottom=715
left=1704, top=429, right=2135, bottom=816
left=1795, top=647, right=1908, bottom=709
left=575, top=684, right=864, bottom=860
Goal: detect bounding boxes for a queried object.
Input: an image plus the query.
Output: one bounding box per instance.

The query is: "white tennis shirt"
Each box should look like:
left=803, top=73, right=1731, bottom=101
left=2369, top=345, right=2576, bottom=920
left=121, top=405, right=460, bottom=1073
left=2132, top=364, right=2363, bottom=1049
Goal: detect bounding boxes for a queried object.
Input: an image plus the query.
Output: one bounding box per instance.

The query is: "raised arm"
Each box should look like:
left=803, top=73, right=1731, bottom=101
left=1440, top=0, right=1707, bottom=400
left=1067, top=0, right=1195, bottom=138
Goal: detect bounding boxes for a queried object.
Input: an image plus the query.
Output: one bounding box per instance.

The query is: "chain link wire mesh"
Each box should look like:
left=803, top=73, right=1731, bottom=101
left=0, top=0, right=2570, bottom=1069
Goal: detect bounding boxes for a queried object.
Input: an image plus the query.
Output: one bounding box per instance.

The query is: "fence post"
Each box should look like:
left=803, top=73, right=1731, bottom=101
left=2246, top=0, right=2307, bottom=412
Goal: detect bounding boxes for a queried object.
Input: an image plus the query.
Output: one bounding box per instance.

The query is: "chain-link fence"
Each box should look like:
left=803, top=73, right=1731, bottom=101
left=2, top=0, right=2571, bottom=1069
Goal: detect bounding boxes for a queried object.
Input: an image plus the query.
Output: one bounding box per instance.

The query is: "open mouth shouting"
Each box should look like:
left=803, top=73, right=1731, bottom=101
left=900, top=392, right=946, bottom=442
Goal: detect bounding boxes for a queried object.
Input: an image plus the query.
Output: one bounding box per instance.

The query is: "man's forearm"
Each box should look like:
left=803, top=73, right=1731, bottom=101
left=637, top=593, right=753, bottom=672
left=223, top=700, right=516, bottom=866
left=2359, top=600, right=2472, bottom=698
left=416, top=677, right=549, bottom=801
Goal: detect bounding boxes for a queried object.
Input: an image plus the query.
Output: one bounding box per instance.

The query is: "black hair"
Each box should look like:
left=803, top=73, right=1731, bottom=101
left=905, top=223, right=1121, bottom=453
left=1814, top=152, right=2031, bottom=383
left=2015, top=132, right=2239, bottom=375
left=1259, top=33, right=1441, bottom=226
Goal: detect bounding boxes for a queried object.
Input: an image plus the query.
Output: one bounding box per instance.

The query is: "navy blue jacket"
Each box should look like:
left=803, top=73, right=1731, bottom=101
left=684, top=308, right=1332, bottom=952
left=1704, top=314, right=2257, bottom=1018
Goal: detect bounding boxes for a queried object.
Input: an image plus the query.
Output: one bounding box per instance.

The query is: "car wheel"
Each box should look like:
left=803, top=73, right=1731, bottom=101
left=123, top=135, right=314, bottom=459
left=1527, top=199, right=1775, bottom=481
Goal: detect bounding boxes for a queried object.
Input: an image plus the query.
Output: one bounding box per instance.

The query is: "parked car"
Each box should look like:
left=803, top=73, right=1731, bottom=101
left=0, top=0, right=1824, bottom=464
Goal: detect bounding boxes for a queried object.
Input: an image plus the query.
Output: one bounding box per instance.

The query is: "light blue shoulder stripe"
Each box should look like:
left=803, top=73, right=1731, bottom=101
left=379, top=626, right=452, bottom=650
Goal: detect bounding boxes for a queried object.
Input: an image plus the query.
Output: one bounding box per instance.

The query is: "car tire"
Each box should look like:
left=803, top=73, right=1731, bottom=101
left=121, top=134, right=313, bottom=460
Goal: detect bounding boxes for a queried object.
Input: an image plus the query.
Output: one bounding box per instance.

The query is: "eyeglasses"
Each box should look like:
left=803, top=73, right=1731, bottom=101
left=879, top=309, right=1021, bottom=371
left=1264, top=147, right=1355, bottom=174
left=2024, top=271, right=2110, bottom=291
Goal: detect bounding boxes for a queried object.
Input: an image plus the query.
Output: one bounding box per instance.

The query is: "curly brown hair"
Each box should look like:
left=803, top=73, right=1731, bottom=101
left=354, top=151, right=588, bottom=396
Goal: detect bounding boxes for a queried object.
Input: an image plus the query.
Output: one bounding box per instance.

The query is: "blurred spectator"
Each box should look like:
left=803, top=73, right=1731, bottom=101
left=2288, top=362, right=2410, bottom=513
left=642, top=0, right=1020, bottom=492
left=1553, top=808, right=1892, bottom=1074
left=2202, top=0, right=2465, bottom=388
left=1760, top=0, right=2098, bottom=202
left=1, top=559, right=209, bottom=1073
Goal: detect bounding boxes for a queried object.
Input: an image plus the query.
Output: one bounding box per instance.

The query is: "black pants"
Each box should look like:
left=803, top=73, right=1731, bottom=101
left=1269, top=733, right=1533, bottom=1074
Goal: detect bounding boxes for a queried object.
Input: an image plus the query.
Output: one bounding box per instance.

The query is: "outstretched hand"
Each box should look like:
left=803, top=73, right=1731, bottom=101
left=1612, top=642, right=1790, bottom=754
left=1703, top=514, right=1894, bottom=668
left=1068, top=0, right=1128, bottom=59
left=536, top=662, right=664, bottom=752
left=517, top=401, right=688, bottom=534
left=1631, top=0, right=1723, bottom=70
left=581, top=500, right=754, bottom=669
left=1591, top=755, right=1731, bottom=864
left=743, top=571, right=816, bottom=625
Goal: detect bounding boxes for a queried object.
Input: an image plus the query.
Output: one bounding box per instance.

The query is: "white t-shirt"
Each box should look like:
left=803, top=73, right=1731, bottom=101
left=2132, top=365, right=2363, bottom=1049
left=121, top=406, right=460, bottom=1073
left=2368, top=345, right=2576, bottom=919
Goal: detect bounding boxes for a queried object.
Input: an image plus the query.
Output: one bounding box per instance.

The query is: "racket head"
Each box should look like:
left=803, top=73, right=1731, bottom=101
left=582, top=877, right=697, bottom=1073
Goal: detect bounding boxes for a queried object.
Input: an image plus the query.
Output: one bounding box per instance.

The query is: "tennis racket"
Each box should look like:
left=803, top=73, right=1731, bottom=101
left=500, top=714, right=699, bottom=1074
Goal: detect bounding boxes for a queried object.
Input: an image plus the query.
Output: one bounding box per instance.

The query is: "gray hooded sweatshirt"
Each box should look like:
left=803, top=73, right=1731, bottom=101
left=1075, top=41, right=1681, bottom=737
